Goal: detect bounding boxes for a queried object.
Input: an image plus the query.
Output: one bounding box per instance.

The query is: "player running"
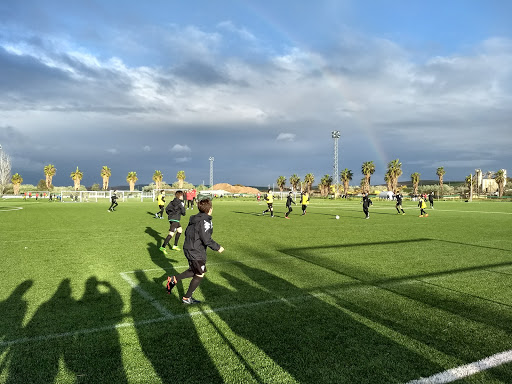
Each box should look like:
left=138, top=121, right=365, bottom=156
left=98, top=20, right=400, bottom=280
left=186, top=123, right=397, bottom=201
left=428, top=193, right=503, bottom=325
left=159, top=191, right=186, bottom=254
left=262, top=189, right=275, bottom=217
left=108, top=190, right=119, bottom=212
left=300, top=191, right=310, bottom=215
left=285, top=192, right=296, bottom=219
left=395, top=191, right=405, bottom=215
left=166, top=198, right=224, bottom=304
left=155, top=190, right=166, bottom=219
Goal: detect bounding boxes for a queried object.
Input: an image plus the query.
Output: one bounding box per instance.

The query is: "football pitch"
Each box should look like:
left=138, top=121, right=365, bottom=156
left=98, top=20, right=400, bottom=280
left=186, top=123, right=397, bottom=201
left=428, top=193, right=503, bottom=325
left=1, top=198, right=511, bottom=383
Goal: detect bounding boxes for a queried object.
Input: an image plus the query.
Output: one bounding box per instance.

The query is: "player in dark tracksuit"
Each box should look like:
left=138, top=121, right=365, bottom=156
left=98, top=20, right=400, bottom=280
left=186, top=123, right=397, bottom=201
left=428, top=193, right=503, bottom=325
left=108, top=190, right=118, bottom=212
left=362, top=192, right=372, bottom=219
left=395, top=192, right=405, bottom=215
left=159, top=191, right=186, bottom=254
left=285, top=192, right=296, bottom=219
left=429, top=192, right=434, bottom=209
left=166, top=199, right=224, bottom=304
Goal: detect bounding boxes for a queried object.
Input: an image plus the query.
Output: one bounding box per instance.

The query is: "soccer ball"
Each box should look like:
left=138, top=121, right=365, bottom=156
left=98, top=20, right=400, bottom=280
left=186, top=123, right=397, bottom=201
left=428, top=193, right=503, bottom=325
left=335, top=215, right=340, bottom=220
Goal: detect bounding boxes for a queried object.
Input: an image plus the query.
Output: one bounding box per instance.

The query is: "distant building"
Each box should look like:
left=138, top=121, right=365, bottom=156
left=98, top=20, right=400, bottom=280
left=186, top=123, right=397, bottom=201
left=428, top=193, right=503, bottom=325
left=475, top=169, right=507, bottom=194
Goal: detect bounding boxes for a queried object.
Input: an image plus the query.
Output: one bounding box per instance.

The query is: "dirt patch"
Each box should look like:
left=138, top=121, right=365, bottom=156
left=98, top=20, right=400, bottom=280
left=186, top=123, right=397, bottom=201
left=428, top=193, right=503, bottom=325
left=213, top=183, right=261, bottom=194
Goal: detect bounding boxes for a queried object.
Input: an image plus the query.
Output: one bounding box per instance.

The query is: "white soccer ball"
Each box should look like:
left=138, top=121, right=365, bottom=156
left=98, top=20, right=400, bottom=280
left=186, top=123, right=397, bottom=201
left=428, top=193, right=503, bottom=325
left=335, top=215, right=340, bottom=220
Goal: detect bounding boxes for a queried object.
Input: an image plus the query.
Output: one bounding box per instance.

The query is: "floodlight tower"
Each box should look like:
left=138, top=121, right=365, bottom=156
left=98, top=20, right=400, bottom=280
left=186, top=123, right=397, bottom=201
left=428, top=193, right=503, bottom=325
left=209, top=157, right=214, bottom=190
left=331, top=131, right=340, bottom=197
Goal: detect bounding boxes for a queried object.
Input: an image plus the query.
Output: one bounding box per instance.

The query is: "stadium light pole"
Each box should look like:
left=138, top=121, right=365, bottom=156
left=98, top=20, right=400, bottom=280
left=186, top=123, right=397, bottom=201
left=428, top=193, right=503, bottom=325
left=331, top=131, right=340, bottom=198
left=209, top=157, right=214, bottom=190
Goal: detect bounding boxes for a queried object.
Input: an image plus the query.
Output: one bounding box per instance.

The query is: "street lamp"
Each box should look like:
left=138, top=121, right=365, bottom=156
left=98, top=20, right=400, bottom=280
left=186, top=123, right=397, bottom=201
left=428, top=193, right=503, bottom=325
left=209, top=157, right=214, bottom=190
left=331, top=131, right=340, bottom=197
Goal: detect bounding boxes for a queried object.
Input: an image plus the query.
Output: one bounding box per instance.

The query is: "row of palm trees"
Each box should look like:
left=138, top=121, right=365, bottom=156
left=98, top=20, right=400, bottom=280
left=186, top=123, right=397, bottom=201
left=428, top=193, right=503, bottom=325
left=274, top=160, right=451, bottom=197
left=9, top=165, right=188, bottom=193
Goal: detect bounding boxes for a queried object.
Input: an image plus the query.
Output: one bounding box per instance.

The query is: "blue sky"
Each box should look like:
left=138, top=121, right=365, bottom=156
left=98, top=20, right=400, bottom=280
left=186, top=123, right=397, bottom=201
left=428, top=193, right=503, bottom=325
left=1, top=0, right=511, bottom=188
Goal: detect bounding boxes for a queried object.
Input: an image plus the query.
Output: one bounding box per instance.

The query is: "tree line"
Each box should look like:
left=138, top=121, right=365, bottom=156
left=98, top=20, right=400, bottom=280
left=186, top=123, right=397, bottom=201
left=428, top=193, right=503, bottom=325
left=8, top=165, right=190, bottom=194
left=274, top=160, right=507, bottom=198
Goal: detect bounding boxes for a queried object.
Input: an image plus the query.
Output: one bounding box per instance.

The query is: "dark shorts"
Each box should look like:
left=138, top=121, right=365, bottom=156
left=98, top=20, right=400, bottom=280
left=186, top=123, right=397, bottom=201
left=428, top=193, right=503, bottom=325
left=168, top=221, right=181, bottom=233
left=188, top=259, right=207, bottom=275
left=267, top=203, right=273, bottom=209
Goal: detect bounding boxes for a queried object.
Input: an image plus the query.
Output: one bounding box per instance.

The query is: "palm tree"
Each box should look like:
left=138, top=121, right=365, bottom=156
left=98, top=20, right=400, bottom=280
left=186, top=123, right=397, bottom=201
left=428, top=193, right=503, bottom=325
left=361, top=161, right=375, bottom=193
left=126, top=171, right=138, bottom=191
left=340, top=168, right=353, bottom=197
left=410, top=172, right=421, bottom=195
left=44, top=164, right=56, bottom=189
left=153, top=170, right=163, bottom=190
left=100, top=166, right=111, bottom=190
left=436, top=167, right=446, bottom=197
left=494, top=169, right=506, bottom=197
left=70, top=166, right=83, bottom=190
left=11, top=173, right=23, bottom=195
left=276, top=176, right=286, bottom=192
left=384, top=171, right=392, bottom=191
left=387, top=159, right=403, bottom=192
left=176, top=170, right=185, bottom=189
left=289, top=174, right=301, bottom=192
left=465, top=174, right=474, bottom=199
left=303, top=173, right=315, bottom=194
left=319, top=175, right=333, bottom=197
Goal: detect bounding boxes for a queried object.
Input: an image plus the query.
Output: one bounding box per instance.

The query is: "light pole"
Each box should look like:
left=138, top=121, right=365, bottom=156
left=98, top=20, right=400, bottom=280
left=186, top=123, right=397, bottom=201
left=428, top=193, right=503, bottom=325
left=209, top=157, right=214, bottom=190
left=331, top=131, right=340, bottom=198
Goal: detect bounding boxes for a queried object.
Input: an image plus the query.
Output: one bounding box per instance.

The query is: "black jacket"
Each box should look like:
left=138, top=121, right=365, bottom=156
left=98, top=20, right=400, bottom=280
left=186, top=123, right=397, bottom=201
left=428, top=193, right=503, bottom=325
left=396, top=194, right=403, bottom=205
left=286, top=195, right=296, bottom=208
left=362, top=195, right=372, bottom=209
left=165, top=197, right=186, bottom=221
left=183, top=212, right=220, bottom=260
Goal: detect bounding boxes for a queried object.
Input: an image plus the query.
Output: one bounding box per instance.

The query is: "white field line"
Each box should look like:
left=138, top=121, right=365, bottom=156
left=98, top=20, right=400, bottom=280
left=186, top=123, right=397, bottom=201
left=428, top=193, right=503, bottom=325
left=119, top=272, right=173, bottom=318
left=304, top=204, right=512, bottom=214
left=0, top=292, right=324, bottom=348
left=0, top=206, right=23, bottom=212
left=406, top=349, right=512, bottom=383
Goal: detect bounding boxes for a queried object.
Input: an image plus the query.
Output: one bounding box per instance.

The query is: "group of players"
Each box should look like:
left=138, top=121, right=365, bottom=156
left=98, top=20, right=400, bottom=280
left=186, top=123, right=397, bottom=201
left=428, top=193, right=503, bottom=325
left=107, top=186, right=434, bottom=306
left=262, top=188, right=434, bottom=220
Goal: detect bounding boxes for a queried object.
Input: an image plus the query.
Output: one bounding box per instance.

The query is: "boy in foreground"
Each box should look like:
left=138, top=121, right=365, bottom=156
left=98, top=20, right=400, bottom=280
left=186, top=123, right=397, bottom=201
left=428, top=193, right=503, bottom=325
left=159, top=190, right=186, bottom=254
left=167, top=199, right=224, bottom=304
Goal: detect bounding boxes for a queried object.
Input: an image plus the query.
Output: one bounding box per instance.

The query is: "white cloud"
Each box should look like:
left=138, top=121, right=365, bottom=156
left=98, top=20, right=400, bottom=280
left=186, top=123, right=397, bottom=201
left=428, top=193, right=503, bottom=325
left=276, top=133, right=296, bottom=142
left=106, top=148, right=119, bottom=155
left=175, top=157, right=191, bottom=163
left=170, top=144, right=191, bottom=153
left=143, top=145, right=151, bottom=152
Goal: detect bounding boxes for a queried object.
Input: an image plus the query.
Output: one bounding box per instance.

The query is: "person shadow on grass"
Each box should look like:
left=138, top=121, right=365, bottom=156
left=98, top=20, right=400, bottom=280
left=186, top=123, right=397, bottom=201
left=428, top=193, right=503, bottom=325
left=6, top=279, right=76, bottom=384
left=130, top=270, right=224, bottom=384
left=199, top=261, right=444, bottom=383
left=0, top=280, right=33, bottom=374
left=145, top=226, right=178, bottom=288
left=63, top=277, right=127, bottom=384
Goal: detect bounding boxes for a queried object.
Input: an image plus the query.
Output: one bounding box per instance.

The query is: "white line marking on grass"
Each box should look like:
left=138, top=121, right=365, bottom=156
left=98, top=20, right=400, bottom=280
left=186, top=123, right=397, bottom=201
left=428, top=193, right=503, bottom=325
left=119, top=272, right=172, bottom=318
left=0, top=206, right=23, bottom=212
left=407, top=349, right=512, bottom=384
left=0, top=293, right=324, bottom=347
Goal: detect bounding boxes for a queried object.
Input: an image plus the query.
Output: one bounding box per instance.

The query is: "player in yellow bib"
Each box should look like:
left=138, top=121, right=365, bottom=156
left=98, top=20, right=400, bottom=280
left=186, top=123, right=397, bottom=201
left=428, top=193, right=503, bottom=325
left=262, top=189, right=275, bottom=217
left=300, top=191, right=309, bottom=215
left=418, top=197, right=428, bottom=217
left=155, top=190, right=166, bottom=219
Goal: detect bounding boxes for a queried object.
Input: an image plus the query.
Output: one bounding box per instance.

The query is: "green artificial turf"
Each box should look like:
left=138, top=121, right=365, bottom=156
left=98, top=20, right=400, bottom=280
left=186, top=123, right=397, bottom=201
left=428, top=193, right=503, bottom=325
left=0, top=197, right=511, bottom=383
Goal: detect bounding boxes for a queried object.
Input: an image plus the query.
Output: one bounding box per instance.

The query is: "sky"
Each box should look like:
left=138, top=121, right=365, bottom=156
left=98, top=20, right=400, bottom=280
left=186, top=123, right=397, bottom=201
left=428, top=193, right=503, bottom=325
left=0, top=0, right=511, bottom=188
